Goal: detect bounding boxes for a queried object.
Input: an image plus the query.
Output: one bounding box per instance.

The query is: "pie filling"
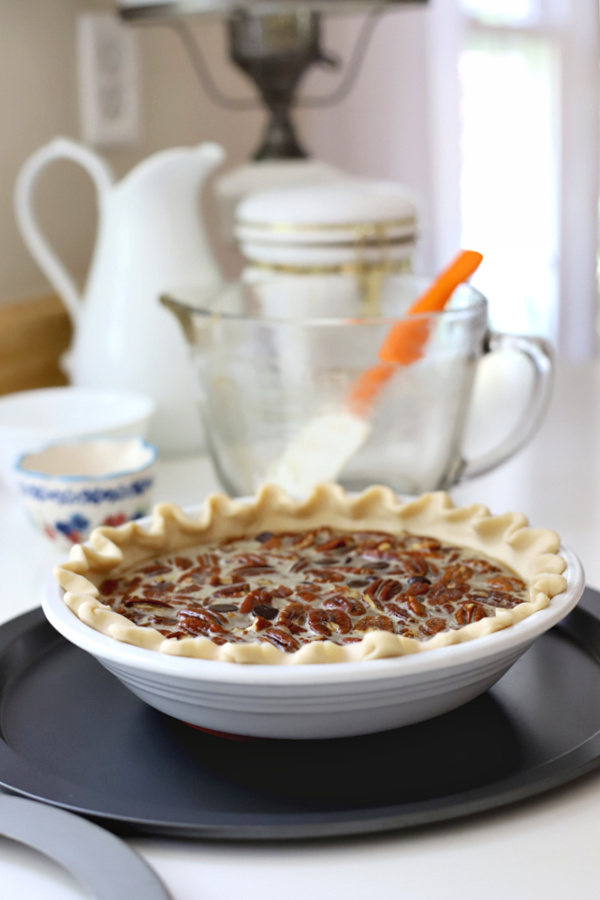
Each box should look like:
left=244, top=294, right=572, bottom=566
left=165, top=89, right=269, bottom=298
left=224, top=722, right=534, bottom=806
left=99, top=527, right=528, bottom=653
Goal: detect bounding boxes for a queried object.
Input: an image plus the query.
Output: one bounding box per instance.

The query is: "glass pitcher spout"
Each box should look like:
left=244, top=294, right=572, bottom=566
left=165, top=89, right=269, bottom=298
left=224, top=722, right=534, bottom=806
left=160, top=294, right=197, bottom=345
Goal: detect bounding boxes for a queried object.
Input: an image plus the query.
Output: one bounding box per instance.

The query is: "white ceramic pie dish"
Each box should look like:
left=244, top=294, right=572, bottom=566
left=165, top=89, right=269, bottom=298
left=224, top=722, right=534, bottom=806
left=42, top=510, right=584, bottom=739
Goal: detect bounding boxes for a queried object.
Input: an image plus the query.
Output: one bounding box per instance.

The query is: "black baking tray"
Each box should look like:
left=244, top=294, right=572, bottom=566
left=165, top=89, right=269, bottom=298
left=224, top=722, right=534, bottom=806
left=2, top=589, right=600, bottom=840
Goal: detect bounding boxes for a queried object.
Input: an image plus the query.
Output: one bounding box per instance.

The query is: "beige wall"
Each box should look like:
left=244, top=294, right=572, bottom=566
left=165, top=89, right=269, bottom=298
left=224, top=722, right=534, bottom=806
left=0, top=0, right=264, bottom=304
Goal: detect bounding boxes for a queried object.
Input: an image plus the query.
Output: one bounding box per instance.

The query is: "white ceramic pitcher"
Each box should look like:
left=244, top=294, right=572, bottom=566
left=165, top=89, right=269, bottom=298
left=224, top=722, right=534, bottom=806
left=15, top=137, right=225, bottom=457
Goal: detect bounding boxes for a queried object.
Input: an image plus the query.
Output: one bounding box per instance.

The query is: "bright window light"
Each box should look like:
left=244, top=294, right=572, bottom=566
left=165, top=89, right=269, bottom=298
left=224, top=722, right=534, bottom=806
left=459, top=28, right=559, bottom=339
left=460, top=0, right=540, bottom=26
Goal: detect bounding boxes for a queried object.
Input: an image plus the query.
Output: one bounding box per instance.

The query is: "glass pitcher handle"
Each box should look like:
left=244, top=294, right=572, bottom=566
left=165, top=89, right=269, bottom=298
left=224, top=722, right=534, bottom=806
left=459, top=331, right=554, bottom=482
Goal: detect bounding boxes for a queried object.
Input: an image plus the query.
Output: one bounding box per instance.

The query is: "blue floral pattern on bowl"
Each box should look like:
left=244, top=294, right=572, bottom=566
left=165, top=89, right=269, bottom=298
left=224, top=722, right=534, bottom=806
left=19, top=478, right=153, bottom=505
left=15, top=436, right=157, bottom=551
left=44, top=508, right=149, bottom=544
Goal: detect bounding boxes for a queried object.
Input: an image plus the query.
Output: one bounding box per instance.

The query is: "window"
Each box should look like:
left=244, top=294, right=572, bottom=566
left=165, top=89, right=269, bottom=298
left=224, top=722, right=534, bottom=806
left=457, top=0, right=599, bottom=356
left=460, top=26, right=559, bottom=338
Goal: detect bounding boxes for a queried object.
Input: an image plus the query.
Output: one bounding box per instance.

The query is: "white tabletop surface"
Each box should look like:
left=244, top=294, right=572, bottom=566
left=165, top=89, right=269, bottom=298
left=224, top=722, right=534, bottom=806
left=2, top=360, right=600, bottom=899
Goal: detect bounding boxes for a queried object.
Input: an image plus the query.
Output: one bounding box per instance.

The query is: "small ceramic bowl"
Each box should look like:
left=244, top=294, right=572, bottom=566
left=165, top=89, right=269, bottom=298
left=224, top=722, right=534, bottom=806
left=0, top=386, right=155, bottom=492
left=15, top=437, right=157, bottom=551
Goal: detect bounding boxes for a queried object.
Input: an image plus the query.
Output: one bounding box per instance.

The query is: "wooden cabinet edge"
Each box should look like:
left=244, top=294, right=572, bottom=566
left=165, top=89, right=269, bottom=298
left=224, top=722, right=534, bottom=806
left=0, top=295, right=71, bottom=396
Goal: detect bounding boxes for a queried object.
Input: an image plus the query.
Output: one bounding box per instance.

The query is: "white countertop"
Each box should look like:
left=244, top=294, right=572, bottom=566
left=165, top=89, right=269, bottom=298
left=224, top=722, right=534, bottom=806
left=2, top=360, right=600, bottom=899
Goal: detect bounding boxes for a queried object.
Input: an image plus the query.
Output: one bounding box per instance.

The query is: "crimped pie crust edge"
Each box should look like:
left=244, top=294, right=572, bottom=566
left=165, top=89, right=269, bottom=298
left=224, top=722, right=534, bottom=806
left=52, top=483, right=568, bottom=665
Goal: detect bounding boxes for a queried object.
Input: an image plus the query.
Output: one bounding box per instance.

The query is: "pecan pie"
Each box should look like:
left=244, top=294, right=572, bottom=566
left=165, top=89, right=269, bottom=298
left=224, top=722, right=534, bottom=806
left=53, top=484, right=568, bottom=664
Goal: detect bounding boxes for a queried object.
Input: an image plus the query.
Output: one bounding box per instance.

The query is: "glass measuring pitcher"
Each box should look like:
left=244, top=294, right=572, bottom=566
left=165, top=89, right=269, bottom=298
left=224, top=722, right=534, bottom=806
left=162, top=275, right=553, bottom=497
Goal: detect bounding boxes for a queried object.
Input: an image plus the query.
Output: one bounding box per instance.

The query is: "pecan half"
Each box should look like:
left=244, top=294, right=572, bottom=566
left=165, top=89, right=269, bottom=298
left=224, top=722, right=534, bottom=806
left=406, top=597, right=427, bottom=617
left=323, top=594, right=367, bottom=617
left=454, top=601, right=488, bottom=626
left=295, top=588, right=322, bottom=603
left=461, top=557, right=502, bottom=574
left=211, top=582, right=250, bottom=598
left=259, top=628, right=300, bottom=652
left=177, top=607, right=227, bottom=633
left=354, top=615, right=395, bottom=633
left=440, top=564, right=474, bottom=589
left=240, top=587, right=273, bottom=614
left=383, top=601, right=410, bottom=622
left=406, top=576, right=431, bottom=596
left=308, top=608, right=352, bottom=636
left=319, top=535, right=355, bottom=552
left=400, top=554, right=429, bottom=577
left=231, top=566, right=275, bottom=577
left=376, top=578, right=404, bottom=603
left=141, top=584, right=176, bottom=599
left=303, top=568, right=346, bottom=583
left=123, top=597, right=174, bottom=609
left=486, top=575, right=526, bottom=591
left=420, top=617, right=448, bottom=636
left=279, top=601, right=309, bottom=629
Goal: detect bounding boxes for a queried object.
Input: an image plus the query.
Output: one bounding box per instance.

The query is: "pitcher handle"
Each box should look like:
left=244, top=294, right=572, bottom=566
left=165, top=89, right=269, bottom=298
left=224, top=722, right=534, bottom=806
left=14, top=137, right=115, bottom=325
left=459, top=332, right=554, bottom=482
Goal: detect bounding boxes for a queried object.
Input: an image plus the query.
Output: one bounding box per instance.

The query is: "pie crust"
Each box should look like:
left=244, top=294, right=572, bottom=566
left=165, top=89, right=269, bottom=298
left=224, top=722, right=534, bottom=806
left=53, top=483, right=568, bottom=665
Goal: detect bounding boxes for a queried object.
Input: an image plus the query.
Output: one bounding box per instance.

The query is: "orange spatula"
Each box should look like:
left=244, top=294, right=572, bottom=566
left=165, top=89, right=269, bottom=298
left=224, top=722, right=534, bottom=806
left=349, top=249, right=483, bottom=414
left=265, top=250, right=483, bottom=495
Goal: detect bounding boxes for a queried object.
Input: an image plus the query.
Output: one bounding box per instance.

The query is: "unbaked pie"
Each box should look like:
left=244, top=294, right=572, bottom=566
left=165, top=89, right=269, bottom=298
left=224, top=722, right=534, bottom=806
left=53, top=484, right=568, bottom=664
